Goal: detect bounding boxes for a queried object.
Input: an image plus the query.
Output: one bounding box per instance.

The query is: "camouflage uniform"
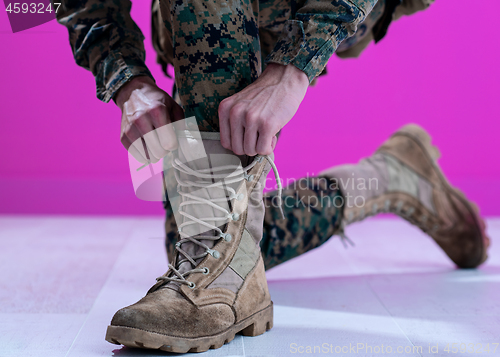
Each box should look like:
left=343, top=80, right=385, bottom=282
left=55, top=0, right=434, bottom=269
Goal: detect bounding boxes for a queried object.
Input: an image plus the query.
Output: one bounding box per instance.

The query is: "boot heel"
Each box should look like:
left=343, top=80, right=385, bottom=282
left=397, top=124, right=441, bottom=161
left=240, top=304, right=273, bottom=337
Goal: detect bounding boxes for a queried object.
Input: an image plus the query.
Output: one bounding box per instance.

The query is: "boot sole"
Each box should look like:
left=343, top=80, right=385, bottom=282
left=105, top=302, right=273, bottom=353
left=390, top=124, right=489, bottom=268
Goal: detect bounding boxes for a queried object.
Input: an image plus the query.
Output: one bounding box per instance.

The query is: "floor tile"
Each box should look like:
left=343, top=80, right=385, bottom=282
left=390, top=315, right=500, bottom=357
left=367, top=268, right=500, bottom=318
left=0, top=216, right=137, bottom=313
left=0, top=313, right=86, bottom=357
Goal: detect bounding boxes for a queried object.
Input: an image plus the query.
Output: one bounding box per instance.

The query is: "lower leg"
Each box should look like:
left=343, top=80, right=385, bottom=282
left=260, top=177, right=343, bottom=270
left=160, top=0, right=263, bottom=263
left=320, top=124, right=490, bottom=268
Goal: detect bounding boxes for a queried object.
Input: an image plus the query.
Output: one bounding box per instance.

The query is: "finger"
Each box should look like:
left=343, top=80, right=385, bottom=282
left=125, top=123, right=148, bottom=159
left=256, top=127, right=275, bottom=156
left=271, top=135, right=278, bottom=151
left=143, top=130, right=167, bottom=163
left=159, top=102, right=183, bottom=151
left=243, top=121, right=258, bottom=156
left=218, top=98, right=232, bottom=150
left=229, top=105, right=246, bottom=155
left=156, top=124, right=178, bottom=151
left=122, top=135, right=148, bottom=164
left=139, top=136, right=162, bottom=164
left=147, top=105, right=177, bottom=152
left=132, top=117, right=164, bottom=162
left=231, top=124, right=245, bottom=156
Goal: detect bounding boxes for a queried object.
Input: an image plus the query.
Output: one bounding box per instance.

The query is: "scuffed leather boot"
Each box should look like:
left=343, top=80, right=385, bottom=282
left=321, top=124, right=490, bottom=268
left=106, top=130, right=279, bottom=353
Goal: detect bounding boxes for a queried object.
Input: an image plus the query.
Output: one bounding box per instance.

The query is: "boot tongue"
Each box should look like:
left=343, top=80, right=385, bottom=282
left=169, top=131, right=245, bottom=279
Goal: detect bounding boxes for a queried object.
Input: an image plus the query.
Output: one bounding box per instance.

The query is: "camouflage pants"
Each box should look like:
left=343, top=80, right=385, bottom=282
left=153, top=0, right=388, bottom=269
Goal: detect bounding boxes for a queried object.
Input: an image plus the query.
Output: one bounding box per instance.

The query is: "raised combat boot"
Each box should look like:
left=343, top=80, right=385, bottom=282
left=106, top=129, right=280, bottom=353
left=321, top=124, right=490, bottom=268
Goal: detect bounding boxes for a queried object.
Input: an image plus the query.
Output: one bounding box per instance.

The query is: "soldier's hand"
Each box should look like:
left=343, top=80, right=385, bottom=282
left=218, top=63, right=309, bottom=156
left=115, top=76, right=184, bottom=164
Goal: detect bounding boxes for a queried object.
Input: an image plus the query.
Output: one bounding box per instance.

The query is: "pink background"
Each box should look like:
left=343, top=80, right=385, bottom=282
left=0, top=0, right=499, bottom=216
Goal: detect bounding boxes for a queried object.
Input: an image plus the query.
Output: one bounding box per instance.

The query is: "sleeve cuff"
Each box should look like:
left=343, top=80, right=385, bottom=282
left=264, top=20, right=345, bottom=83
left=95, top=48, right=154, bottom=103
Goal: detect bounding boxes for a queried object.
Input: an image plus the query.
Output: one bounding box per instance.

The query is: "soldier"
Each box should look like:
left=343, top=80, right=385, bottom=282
left=55, top=0, right=489, bottom=353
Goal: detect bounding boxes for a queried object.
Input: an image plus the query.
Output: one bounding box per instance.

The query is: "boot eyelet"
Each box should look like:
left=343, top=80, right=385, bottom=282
left=207, top=249, right=220, bottom=259
left=256, top=156, right=264, bottom=163
left=236, top=193, right=244, bottom=201
left=232, top=213, right=240, bottom=221
left=188, top=282, right=196, bottom=289
left=405, top=207, right=415, bottom=217
left=224, top=233, right=232, bottom=242
left=202, top=267, right=209, bottom=275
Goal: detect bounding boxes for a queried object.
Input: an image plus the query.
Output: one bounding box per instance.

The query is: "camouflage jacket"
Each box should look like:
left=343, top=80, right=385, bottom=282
left=54, top=0, right=433, bottom=103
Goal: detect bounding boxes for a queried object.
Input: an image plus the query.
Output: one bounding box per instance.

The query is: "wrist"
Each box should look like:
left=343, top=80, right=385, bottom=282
left=114, top=75, right=156, bottom=110
left=263, top=63, right=309, bottom=88
left=284, top=63, right=309, bottom=86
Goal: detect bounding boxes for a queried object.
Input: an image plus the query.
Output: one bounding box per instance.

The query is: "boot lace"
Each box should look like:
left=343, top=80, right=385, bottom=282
left=157, top=155, right=283, bottom=288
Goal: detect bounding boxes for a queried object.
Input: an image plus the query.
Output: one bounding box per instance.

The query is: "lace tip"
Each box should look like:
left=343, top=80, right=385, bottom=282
left=339, top=232, right=355, bottom=248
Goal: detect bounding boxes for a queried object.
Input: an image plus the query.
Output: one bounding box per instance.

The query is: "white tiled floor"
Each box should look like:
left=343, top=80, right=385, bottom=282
left=1, top=216, right=499, bottom=357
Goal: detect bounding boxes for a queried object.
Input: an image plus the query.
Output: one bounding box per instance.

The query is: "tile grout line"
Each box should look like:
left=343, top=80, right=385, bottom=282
left=241, top=335, right=246, bottom=357
left=365, top=277, right=424, bottom=357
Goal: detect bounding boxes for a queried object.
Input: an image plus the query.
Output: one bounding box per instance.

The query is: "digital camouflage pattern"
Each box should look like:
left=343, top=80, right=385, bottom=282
left=262, top=0, right=379, bottom=83
left=157, top=0, right=262, bottom=131
left=164, top=176, right=343, bottom=270
left=336, top=0, right=386, bottom=54
left=261, top=176, right=343, bottom=269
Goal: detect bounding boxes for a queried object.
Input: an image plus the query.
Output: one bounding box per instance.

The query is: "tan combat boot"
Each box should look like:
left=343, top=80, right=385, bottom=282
left=106, top=130, right=278, bottom=353
left=321, top=124, right=490, bottom=268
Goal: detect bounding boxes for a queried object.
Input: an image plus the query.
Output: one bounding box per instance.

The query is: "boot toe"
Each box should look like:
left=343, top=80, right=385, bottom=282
left=109, top=289, right=236, bottom=338
left=110, top=306, right=145, bottom=329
